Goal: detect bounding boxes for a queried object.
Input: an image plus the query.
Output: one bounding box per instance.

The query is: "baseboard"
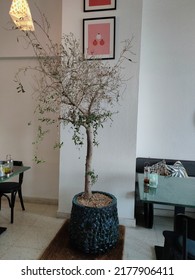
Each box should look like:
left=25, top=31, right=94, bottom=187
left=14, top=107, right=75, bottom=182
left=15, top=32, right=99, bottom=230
left=154, top=208, right=174, bottom=217
left=1, top=196, right=59, bottom=205
left=25, top=197, right=58, bottom=205
left=154, top=206, right=195, bottom=217
left=56, top=211, right=70, bottom=219
left=119, top=217, right=136, bottom=227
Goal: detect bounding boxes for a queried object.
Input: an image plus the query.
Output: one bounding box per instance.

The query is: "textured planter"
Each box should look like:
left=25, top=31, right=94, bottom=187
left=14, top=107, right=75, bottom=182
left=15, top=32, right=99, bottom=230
left=69, top=191, right=119, bottom=254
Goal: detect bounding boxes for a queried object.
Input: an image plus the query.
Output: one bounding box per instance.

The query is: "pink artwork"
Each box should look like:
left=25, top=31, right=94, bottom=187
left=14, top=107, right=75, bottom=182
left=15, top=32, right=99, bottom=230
left=89, top=0, right=111, bottom=6
left=83, top=17, right=115, bottom=59
left=84, top=0, right=116, bottom=12
left=88, top=23, right=110, bottom=55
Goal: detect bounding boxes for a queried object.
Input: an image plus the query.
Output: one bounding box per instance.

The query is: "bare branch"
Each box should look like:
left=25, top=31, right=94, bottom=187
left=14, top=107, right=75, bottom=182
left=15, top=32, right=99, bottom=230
left=14, top=12, right=135, bottom=197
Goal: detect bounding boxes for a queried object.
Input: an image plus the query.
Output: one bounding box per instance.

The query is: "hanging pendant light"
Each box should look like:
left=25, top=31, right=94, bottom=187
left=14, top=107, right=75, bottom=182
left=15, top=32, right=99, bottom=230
left=9, top=0, right=35, bottom=31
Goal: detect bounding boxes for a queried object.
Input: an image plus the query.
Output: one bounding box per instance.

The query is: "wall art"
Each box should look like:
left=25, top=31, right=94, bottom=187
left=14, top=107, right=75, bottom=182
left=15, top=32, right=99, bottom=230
left=83, top=17, right=115, bottom=60
left=84, top=0, right=116, bottom=12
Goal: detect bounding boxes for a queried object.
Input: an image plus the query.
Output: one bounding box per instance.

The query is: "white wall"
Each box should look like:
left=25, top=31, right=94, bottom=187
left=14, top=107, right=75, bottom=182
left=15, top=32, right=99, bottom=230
left=137, top=0, right=195, bottom=160
left=58, top=0, right=143, bottom=223
left=0, top=0, right=62, bottom=200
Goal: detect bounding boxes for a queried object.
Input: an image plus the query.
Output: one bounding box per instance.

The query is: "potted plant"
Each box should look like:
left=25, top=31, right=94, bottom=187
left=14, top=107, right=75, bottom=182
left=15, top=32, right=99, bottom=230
left=14, top=13, right=134, bottom=254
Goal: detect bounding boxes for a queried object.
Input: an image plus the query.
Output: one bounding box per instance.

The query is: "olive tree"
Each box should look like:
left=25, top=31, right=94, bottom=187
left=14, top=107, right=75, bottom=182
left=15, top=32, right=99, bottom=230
left=15, top=15, right=134, bottom=199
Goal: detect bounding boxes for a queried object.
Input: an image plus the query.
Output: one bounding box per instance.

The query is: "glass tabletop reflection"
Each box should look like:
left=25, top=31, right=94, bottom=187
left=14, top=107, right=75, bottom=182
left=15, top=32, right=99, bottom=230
left=138, top=173, right=195, bottom=208
left=0, top=166, right=30, bottom=182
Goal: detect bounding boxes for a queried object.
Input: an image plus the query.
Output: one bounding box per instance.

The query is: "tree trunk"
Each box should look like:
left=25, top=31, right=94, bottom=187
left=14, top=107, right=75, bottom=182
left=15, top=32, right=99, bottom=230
left=84, top=126, right=93, bottom=198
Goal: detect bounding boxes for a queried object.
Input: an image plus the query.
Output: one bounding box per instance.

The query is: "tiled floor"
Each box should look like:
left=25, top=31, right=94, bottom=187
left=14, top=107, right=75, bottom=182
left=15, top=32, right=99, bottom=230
left=123, top=216, right=173, bottom=259
left=0, top=200, right=173, bottom=260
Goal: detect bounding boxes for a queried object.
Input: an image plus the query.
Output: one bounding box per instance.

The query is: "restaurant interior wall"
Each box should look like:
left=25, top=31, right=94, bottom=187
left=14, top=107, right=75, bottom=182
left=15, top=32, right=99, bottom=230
left=1, top=0, right=193, bottom=220
left=57, top=0, right=143, bottom=224
left=137, top=0, right=195, bottom=214
left=137, top=0, right=195, bottom=161
left=0, top=0, right=62, bottom=201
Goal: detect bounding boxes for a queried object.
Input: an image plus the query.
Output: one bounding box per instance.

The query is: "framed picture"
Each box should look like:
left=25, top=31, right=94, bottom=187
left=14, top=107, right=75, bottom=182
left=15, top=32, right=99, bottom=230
left=83, top=17, right=115, bottom=60
left=84, top=0, right=117, bottom=12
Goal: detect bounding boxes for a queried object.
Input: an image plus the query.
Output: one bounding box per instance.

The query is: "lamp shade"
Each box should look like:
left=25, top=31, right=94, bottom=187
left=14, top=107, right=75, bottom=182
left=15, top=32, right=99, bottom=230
left=9, top=0, right=34, bottom=31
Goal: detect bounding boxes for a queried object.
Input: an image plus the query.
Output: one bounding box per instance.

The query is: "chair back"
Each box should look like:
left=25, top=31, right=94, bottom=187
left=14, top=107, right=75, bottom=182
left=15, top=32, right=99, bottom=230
left=13, top=161, right=23, bottom=185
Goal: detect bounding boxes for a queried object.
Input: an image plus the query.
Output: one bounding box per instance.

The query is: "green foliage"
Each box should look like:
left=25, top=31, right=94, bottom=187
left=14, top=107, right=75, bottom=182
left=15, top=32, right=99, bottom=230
left=53, top=142, right=64, bottom=149
left=32, top=125, right=49, bottom=145
left=87, top=170, right=98, bottom=186
left=33, top=155, right=45, bottom=164
left=14, top=12, right=134, bottom=195
left=70, top=112, right=113, bottom=147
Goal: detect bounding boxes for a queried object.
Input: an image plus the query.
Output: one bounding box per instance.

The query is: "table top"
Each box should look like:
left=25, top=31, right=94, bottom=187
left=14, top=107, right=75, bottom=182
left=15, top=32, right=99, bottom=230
left=138, top=173, right=195, bottom=208
left=0, top=166, right=30, bottom=183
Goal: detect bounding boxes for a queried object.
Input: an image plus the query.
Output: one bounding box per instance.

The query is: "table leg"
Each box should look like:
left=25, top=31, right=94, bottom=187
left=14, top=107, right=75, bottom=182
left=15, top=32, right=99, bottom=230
left=174, top=206, right=185, bottom=216
left=174, top=206, right=185, bottom=230
left=144, top=202, right=154, bottom=228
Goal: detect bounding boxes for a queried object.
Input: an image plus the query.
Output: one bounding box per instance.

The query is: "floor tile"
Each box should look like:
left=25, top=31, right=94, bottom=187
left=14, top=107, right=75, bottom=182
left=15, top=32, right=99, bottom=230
left=0, top=201, right=173, bottom=260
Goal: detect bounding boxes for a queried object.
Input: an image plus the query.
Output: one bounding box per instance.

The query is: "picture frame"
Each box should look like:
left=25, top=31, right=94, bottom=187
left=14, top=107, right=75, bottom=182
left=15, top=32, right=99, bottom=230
left=83, top=17, right=115, bottom=60
left=84, top=0, right=117, bottom=12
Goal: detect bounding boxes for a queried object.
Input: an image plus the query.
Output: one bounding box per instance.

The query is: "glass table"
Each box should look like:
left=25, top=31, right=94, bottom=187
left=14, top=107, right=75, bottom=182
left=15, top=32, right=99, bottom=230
left=0, top=166, right=30, bottom=182
left=138, top=173, right=195, bottom=228
left=0, top=165, right=30, bottom=235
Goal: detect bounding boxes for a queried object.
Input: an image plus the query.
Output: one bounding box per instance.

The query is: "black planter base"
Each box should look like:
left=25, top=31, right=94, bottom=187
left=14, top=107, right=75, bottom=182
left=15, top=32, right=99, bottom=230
left=69, top=191, right=119, bottom=254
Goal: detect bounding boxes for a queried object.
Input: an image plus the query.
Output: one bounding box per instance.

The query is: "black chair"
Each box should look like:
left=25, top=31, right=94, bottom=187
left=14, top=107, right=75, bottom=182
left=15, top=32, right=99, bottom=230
left=0, top=161, right=25, bottom=223
left=162, top=214, right=195, bottom=260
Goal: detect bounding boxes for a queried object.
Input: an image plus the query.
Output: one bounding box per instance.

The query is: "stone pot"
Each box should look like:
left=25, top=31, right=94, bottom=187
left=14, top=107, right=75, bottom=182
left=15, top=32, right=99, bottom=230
left=69, top=191, right=119, bottom=254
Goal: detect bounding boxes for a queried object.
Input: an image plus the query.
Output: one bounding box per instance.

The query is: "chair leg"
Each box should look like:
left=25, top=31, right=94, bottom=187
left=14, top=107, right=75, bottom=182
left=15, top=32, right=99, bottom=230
left=18, top=189, right=25, bottom=211
left=10, top=191, right=17, bottom=224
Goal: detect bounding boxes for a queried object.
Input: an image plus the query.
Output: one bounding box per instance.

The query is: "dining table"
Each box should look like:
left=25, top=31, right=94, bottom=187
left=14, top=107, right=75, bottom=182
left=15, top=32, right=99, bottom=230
left=0, top=165, right=30, bottom=235
left=138, top=173, right=195, bottom=259
left=137, top=173, right=195, bottom=229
